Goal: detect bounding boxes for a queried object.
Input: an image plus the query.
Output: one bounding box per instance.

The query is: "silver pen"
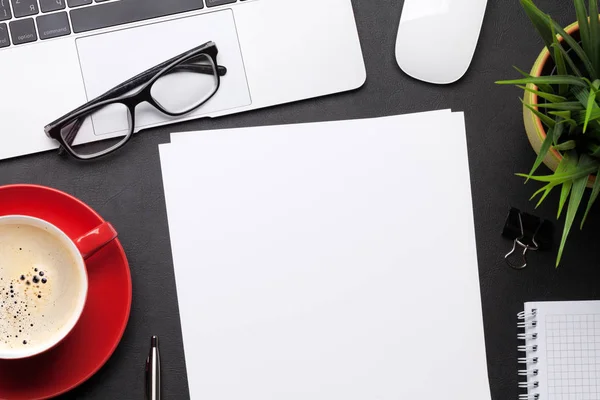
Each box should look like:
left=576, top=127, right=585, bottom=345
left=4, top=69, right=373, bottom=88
left=145, top=335, right=161, bottom=400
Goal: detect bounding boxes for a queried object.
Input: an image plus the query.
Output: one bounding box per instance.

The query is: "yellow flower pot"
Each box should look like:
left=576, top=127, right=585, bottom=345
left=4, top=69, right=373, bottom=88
left=520, top=20, right=600, bottom=189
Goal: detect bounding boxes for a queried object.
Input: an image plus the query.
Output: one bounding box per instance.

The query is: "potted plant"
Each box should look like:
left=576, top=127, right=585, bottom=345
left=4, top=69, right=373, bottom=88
left=497, top=0, right=600, bottom=266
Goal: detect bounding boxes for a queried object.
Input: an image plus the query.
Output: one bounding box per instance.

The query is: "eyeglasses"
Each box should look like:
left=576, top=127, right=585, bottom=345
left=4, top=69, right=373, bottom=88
left=44, top=41, right=227, bottom=160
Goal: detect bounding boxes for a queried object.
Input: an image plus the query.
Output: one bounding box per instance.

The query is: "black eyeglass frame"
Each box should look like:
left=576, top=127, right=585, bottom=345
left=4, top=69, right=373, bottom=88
left=44, top=40, right=226, bottom=160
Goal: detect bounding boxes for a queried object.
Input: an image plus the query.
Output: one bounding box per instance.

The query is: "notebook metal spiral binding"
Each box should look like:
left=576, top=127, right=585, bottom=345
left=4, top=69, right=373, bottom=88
left=518, top=309, right=539, bottom=400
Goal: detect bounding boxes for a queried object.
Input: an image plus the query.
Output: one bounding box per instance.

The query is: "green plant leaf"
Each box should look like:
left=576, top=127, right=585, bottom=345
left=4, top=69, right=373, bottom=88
left=514, top=66, right=554, bottom=93
left=553, top=140, right=577, bottom=150
left=581, top=165, right=600, bottom=227
left=557, top=155, right=594, bottom=266
left=557, top=176, right=587, bottom=266
left=572, top=108, right=600, bottom=121
left=583, top=77, right=595, bottom=87
left=550, top=18, right=598, bottom=79
left=572, top=87, right=600, bottom=128
left=590, top=0, right=600, bottom=74
left=554, top=119, right=566, bottom=142
left=533, top=183, right=556, bottom=207
left=584, top=88, right=598, bottom=132
left=522, top=100, right=557, bottom=128
left=551, top=42, right=584, bottom=77
left=573, top=86, right=588, bottom=104
left=573, top=110, right=600, bottom=125
left=517, top=85, right=567, bottom=103
left=589, top=143, right=600, bottom=157
left=517, top=162, right=597, bottom=183
left=549, top=111, right=579, bottom=127
left=557, top=152, right=578, bottom=218
left=520, top=0, right=556, bottom=50
left=496, top=75, right=589, bottom=87
left=559, top=182, right=574, bottom=218
left=575, top=0, right=592, bottom=57
left=551, top=23, right=570, bottom=94
left=528, top=126, right=555, bottom=178
left=530, top=154, right=571, bottom=207
left=549, top=110, right=573, bottom=118
left=534, top=101, right=585, bottom=110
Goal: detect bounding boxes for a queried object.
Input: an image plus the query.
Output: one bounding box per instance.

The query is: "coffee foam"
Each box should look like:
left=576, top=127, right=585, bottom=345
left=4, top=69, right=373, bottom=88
left=0, top=223, right=83, bottom=351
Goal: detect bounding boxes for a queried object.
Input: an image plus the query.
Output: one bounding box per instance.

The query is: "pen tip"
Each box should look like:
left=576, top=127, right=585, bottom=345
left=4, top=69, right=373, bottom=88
left=151, top=336, right=158, bottom=347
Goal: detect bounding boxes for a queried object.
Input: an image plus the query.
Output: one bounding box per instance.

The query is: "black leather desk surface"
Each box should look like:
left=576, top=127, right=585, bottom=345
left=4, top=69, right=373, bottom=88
left=1, top=0, right=597, bottom=398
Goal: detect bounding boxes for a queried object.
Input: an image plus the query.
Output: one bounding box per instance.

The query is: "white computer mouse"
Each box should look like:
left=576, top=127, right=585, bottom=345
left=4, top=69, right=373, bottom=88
left=395, top=0, right=488, bottom=84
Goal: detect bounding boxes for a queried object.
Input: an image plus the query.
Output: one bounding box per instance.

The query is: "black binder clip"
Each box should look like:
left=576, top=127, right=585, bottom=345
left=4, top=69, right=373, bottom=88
left=502, top=207, right=553, bottom=270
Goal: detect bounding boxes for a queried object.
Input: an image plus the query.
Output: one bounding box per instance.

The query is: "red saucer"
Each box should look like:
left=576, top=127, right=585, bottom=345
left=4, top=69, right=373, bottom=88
left=0, top=184, right=132, bottom=400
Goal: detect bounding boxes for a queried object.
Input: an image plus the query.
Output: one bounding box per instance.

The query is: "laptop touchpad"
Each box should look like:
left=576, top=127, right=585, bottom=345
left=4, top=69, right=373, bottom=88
left=75, top=9, right=251, bottom=137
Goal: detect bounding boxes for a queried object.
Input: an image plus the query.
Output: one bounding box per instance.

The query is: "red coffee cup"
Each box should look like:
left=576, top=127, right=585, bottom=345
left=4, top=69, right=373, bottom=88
left=0, top=215, right=117, bottom=360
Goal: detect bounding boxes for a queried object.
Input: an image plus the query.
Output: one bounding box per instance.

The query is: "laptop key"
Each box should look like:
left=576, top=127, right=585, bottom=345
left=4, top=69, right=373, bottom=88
left=11, top=0, right=39, bottom=18
left=9, top=18, right=37, bottom=44
left=206, top=0, right=237, bottom=7
left=40, top=0, right=65, bottom=13
left=0, top=23, right=9, bottom=47
left=37, top=11, right=69, bottom=39
left=67, top=0, right=91, bottom=7
left=70, top=0, right=205, bottom=33
left=0, top=0, right=11, bottom=21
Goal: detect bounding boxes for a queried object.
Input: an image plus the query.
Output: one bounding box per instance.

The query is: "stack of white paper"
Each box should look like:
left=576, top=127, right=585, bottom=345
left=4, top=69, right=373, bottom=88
left=159, top=110, right=491, bottom=400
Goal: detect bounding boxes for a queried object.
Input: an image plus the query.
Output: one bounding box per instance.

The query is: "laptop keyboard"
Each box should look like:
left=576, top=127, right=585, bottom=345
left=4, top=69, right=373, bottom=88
left=0, top=0, right=241, bottom=49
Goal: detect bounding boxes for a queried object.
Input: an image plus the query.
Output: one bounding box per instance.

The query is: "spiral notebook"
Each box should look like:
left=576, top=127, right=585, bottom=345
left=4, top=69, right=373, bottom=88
left=519, top=301, right=600, bottom=400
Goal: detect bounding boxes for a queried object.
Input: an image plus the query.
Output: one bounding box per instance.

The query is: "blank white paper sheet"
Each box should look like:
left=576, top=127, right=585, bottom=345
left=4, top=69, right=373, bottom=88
left=159, top=110, right=491, bottom=399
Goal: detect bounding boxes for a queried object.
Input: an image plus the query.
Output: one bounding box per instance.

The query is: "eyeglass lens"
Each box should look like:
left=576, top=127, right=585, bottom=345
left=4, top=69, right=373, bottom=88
left=151, top=53, right=219, bottom=114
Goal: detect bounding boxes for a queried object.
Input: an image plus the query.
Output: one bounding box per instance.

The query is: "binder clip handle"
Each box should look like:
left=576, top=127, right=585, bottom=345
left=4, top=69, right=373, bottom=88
left=505, top=237, right=538, bottom=270
left=502, top=208, right=552, bottom=270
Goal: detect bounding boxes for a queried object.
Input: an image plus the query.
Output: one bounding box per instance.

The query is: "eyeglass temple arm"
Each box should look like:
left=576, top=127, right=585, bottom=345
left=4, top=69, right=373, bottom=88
left=172, top=63, right=227, bottom=76
left=86, top=62, right=226, bottom=111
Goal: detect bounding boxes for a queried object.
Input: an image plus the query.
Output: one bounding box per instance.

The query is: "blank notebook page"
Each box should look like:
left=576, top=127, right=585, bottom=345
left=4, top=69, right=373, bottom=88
left=159, top=111, right=491, bottom=400
left=524, top=301, right=600, bottom=400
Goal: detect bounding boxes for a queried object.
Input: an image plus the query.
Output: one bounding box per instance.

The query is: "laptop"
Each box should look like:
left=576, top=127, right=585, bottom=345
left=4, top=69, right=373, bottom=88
left=0, top=0, right=366, bottom=160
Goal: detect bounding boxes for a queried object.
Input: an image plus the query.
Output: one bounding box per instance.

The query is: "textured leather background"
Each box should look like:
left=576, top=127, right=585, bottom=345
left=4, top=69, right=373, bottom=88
left=0, top=1, right=596, bottom=398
